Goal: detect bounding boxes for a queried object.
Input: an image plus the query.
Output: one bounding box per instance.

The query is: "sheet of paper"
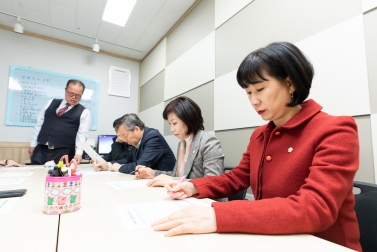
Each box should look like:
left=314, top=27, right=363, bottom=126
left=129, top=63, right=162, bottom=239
left=0, top=172, right=33, bottom=178
left=116, top=198, right=209, bottom=230
left=76, top=142, right=106, bottom=163
left=79, top=171, right=118, bottom=176
left=0, top=178, right=25, bottom=185
left=106, top=180, right=151, bottom=189
left=108, top=66, right=131, bottom=97
left=1, top=165, right=44, bottom=170
left=0, top=198, right=19, bottom=214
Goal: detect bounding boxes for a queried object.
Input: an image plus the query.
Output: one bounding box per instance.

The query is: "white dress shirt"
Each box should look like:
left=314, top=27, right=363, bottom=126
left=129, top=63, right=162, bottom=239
left=30, top=98, right=91, bottom=156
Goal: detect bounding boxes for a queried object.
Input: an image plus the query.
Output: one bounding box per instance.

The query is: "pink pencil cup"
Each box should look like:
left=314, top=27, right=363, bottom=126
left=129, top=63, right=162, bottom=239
left=43, top=174, right=82, bottom=215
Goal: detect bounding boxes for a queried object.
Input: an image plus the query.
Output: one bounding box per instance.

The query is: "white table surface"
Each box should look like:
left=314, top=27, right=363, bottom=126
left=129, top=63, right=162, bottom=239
left=0, top=166, right=59, bottom=252
left=57, top=164, right=355, bottom=252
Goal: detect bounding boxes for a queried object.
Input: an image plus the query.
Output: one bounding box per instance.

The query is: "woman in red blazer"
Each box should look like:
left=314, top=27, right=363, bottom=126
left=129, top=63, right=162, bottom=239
left=152, top=42, right=361, bottom=251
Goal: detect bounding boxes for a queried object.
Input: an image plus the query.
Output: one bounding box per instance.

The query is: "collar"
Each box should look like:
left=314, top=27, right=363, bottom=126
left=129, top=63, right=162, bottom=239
left=135, top=129, right=144, bottom=149
left=62, top=98, right=76, bottom=107
left=255, top=99, right=323, bottom=139
left=183, top=134, right=194, bottom=146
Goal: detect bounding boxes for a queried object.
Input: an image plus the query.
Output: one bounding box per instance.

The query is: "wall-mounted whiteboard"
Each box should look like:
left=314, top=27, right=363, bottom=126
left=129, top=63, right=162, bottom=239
left=5, top=65, right=99, bottom=130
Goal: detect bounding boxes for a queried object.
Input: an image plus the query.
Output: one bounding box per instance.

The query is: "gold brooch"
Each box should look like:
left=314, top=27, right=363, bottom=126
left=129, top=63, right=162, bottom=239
left=288, top=147, right=293, bottom=153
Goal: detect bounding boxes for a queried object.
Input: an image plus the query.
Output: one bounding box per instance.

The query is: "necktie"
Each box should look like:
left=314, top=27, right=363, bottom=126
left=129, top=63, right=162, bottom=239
left=57, top=103, right=69, bottom=117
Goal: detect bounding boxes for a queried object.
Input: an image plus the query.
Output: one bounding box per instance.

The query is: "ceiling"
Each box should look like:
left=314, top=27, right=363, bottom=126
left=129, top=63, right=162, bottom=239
left=0, top=0, right=197, bottom=61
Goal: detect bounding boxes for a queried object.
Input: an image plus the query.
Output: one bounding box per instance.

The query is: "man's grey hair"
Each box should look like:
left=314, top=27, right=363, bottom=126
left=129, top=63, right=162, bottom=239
left=120, top=113, right=145, bottom=131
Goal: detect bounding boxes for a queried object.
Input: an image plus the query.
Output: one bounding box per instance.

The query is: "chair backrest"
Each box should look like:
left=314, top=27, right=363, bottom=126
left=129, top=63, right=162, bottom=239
left=224, top=166, right=247, bottom=201
left=353, top=181, right=377, bottom=252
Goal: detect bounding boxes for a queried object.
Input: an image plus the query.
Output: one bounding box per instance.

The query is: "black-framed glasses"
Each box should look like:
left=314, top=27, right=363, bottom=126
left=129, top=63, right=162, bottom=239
left=65, top=89, right=82, bottom=99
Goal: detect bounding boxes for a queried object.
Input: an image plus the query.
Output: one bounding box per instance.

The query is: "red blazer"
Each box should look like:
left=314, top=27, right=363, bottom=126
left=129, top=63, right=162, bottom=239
left=191, top=99, right=361, bottom=251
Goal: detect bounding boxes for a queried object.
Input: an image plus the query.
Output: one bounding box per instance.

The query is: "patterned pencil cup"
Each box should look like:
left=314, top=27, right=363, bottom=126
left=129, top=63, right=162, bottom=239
left=43, top=174, right=82, bottom=215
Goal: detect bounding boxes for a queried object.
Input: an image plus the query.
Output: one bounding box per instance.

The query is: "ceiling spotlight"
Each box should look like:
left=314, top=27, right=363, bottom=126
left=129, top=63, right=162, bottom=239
left=14, top=17, right=24, bottom=34
left=92, top=39, right=100, bottom=52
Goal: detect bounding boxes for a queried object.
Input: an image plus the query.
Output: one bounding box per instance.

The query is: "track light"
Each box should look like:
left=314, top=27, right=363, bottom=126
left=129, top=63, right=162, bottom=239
left=92, top=39, right=100, bottom=52
left=14, top=17, right=24, bottom=34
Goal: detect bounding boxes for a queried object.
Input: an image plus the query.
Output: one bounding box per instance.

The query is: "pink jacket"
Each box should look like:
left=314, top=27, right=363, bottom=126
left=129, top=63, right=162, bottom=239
left=191, top=99, right=361, bottom=251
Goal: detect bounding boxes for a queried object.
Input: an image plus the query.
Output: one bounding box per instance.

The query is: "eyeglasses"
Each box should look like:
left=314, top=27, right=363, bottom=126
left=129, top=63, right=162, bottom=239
left=65, top=89, right=82, bottom=99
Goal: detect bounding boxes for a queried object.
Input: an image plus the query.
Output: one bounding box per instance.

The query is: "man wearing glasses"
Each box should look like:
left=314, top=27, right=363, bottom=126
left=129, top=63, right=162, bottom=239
left=29, top=79, right=91, bottom=165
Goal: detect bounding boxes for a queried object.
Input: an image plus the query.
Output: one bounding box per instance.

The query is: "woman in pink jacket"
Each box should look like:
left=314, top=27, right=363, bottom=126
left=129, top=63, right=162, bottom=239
left=152, top=42, right=361, bottom=251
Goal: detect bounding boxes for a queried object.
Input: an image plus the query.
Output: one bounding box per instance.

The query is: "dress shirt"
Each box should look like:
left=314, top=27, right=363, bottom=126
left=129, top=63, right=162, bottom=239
left=30, top=98, right=91, bottom=156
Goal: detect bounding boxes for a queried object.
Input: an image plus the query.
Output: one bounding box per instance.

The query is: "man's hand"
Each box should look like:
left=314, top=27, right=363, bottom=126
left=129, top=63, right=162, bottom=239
left=73, top=154, right=82, bottom=164
left=29, top=147, right=35, bottom=157
left=110, top=163, right=121, bottom=172
left=115, top=136, right=124, bottom=143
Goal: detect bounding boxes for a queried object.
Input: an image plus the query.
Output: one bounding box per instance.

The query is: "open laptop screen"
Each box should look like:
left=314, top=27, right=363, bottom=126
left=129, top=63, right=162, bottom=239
left=97, top=135, right=116, bottom=155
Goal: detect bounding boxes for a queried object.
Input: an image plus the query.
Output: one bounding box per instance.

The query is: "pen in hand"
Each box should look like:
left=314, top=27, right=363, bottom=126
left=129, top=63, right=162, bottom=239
left=167, top=175, right=186, bottom=199
left=130, top=165, right=146, bottom=175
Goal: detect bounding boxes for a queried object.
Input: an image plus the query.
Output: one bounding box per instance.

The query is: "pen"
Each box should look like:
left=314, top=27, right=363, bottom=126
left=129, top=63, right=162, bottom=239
left=167, top=175, right=186, bottom=199
left=130, top=166, right=145, bottom=175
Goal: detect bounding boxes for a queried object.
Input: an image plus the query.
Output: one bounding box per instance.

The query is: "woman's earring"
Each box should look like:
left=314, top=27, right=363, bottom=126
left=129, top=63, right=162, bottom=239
left=290, top=92, right=294, bottom=98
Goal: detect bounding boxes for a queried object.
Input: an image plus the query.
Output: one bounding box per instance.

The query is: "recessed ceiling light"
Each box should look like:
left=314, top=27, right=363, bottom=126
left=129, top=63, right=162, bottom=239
left=102, top=0, right=137, bottom=27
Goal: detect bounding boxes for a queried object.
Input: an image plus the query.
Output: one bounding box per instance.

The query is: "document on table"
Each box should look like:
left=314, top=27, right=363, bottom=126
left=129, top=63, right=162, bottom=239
left=0, top=172, right=33, bottom=178
left=106, top=180, right=151, bottom=189
left=1, top=166, right=44, bottom=170
left=79, top=171, right=118, bottom=176
left=116, top=198, right=209, bottom=230
left=0, top=178, right=25, bottom=185
left=0, top=198, right=19, bottom=214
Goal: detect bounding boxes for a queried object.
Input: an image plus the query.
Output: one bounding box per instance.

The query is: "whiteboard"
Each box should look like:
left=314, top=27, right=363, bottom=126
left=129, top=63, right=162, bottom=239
left=5, top=65, right=99, bottom=130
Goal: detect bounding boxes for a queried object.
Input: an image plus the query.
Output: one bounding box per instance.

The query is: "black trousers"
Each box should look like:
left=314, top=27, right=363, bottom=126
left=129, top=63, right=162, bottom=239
left=31, top=144, right=75, bottom=165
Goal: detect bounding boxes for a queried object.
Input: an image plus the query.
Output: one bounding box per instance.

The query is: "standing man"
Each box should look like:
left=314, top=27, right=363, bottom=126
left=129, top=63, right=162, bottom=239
left=29, top=79, right=91, bottom=164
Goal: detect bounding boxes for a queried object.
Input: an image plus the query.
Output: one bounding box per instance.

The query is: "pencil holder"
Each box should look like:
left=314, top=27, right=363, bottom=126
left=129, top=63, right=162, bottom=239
left=43, top=174, right=82, bottom=215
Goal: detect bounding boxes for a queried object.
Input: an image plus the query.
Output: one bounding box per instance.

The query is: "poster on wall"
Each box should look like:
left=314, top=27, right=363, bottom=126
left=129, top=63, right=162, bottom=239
left=108, top=66, right=131, bottom=97
left=5, top=65, right=99, bottom=130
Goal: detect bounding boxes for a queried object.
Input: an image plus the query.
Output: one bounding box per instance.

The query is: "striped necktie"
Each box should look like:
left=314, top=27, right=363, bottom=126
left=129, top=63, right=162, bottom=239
left=57, top=103, right=69, bottom=117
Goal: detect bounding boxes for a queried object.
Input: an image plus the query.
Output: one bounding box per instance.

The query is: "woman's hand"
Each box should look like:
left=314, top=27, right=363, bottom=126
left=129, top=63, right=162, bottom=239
left=147, top=174, right=173, bottom=187
left=151, top=206, right=217, bottom=237
left=135, top=166, right=155, bottom=179
left=165, top=181, right=198, bottom=200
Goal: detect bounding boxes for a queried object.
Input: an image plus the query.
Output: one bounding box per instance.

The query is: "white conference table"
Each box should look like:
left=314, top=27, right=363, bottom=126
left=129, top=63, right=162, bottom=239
left=0, top=166, right=59, bottom=252
left=58, top=164, right=356, bottom=252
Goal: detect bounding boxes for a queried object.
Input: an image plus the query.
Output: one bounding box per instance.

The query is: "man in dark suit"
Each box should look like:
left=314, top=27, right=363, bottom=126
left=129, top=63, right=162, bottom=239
left=29, top=79, right=91, bottom=164
left=93, top=113, right=175, bottom=174
left=102, top=115, right=133, bottom=162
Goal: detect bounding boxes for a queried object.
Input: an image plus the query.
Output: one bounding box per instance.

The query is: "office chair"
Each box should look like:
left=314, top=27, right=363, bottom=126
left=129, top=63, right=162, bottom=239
left=353, top=181, right=377, bottom=252
left=224, top=166, right=247, bottom=201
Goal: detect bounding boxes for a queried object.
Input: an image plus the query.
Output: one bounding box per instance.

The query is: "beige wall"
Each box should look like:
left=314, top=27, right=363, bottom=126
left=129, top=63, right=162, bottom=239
left=140, top=0, right=377, bottom=184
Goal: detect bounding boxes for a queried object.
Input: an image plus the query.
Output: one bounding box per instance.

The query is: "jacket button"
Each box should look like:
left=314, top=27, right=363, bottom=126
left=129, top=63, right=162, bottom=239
left=275, top=132, right=281, bottom=136
left=266, top=156, right=272, bottom=161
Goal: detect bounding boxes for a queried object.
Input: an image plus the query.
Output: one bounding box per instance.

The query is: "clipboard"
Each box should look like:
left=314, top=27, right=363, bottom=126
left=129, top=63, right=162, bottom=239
left=76, top=142, right=106, bottom=163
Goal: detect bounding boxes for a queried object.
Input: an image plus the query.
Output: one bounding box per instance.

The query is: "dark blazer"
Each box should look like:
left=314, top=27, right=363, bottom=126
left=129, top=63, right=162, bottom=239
left=113, top=127, right=176, bottom=174
left=103, top=142, right=133, bottom=162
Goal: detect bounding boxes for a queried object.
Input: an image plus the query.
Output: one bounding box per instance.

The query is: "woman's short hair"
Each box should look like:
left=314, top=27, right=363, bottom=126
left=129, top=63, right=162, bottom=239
left=162, top=96, right=204, bottom=136
left=236, top=42, right=314, bottom=107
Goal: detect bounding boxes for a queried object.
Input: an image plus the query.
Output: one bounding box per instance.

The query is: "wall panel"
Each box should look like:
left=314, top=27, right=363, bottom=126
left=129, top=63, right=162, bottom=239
left=215, top=0, right=361, bottom=78
left=140, top=38, right=166, bottom=86
left=298, top=15, right=369, bottom=116
left=165, top=32, right=215, bottom=101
